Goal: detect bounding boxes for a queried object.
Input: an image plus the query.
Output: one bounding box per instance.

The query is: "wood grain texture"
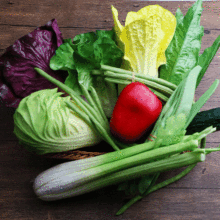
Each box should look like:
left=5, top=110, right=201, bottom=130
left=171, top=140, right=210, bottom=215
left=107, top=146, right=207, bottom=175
left=1, top=0, right=220, bottom=219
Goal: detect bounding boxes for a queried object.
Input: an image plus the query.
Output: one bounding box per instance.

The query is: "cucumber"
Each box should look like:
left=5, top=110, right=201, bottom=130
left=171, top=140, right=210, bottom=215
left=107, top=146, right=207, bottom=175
left=186, top=108, right=220, bottom=135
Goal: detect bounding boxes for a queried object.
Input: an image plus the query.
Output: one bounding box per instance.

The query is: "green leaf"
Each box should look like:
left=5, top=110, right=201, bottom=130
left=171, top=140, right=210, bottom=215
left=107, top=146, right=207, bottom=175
left=160, top=0, right=204, bottom=85
left=197, top=35, right=220, bottom=87
left=71, top=29, right=123, bottom=91
left=63, top=38, right=74, bottom=45
left=93, top=76, right=118, bottom=118
left=138, top=175, right=156, bottom=195
left=73, top=32, right=97, bottom=45
left=117, top=174, right=159, bottom=197
left=155, top=113, right=187, bottom=147
left=185, top=79, right=219, bottom=128
left=49, top=29, right=123, bottom=116
left=96, top=29, right=115, bottom=39
left=117, top=179, right=140, bottom=196
left=76, top=41, right=98, bottom=65
left=64, top=70, right=82, bottom=95
left=73, top=52, right=95, bottom=90
left=94, top=37, right=123, bottom=67
left=151, top=66, right=201, bottom=140
left=50, top=42, right=75, bottom=71
left=129, top=181, right=139, bottom=196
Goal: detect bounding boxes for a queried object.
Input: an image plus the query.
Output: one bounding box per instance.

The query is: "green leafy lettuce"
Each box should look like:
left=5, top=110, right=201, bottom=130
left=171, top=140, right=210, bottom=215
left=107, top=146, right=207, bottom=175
left=50, top=30, right=124, bottom=117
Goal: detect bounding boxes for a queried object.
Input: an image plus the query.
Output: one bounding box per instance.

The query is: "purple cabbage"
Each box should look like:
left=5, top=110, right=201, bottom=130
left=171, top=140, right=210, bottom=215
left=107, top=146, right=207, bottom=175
left=0, top=19, right=67, bottom=107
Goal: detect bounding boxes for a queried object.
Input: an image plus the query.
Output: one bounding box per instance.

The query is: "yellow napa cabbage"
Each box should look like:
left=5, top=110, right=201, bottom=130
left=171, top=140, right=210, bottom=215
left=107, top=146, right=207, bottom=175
left=111, top=5, right=176, bottom=78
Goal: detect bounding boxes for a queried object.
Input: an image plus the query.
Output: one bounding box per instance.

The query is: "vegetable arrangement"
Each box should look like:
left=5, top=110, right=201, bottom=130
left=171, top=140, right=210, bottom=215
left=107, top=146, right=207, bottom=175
left=1, top=0, right=220, bottom=215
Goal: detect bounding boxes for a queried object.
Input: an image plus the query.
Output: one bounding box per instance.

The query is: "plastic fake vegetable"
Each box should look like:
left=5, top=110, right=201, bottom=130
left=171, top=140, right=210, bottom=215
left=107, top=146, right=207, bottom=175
left=110, top=82, right=162, bottom=143
left=13, top=88, right=101, bottom=154
left=111, top=5, right=176, bottom=78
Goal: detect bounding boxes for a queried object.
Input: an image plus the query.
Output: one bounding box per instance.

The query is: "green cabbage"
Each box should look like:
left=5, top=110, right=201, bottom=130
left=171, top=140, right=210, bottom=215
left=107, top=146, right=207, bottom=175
left=13, top=88, right=102, bottom=154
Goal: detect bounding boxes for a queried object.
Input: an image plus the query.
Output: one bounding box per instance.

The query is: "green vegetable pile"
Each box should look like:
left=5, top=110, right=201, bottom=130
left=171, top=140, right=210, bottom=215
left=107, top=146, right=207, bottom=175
left=12, top=0, right=220, bottom=215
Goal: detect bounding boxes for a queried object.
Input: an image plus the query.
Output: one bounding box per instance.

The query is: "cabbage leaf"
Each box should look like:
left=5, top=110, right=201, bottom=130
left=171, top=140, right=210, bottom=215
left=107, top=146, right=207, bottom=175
left=13, top=88, right=102, bottom=154
left=111, top=5, right=176, bottom=78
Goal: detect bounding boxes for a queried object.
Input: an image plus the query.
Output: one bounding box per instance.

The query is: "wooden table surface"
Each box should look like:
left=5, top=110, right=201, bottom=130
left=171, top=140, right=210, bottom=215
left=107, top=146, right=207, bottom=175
left=1, top=0, right=220, bottom=219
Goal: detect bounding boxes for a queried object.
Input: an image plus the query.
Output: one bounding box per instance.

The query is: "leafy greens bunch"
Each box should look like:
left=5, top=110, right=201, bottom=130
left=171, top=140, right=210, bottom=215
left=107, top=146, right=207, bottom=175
left=49, top=30, right=123, bottom=118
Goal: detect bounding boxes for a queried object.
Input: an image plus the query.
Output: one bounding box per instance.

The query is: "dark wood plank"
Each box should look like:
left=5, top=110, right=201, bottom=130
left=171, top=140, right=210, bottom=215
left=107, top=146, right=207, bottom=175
left=1, top=22, right=219, bottom=52
left=0, top=1, right=219, bottom=28
left=0, top=103, right=16, bottom=141
left=0, top=1, right=220, bottom=51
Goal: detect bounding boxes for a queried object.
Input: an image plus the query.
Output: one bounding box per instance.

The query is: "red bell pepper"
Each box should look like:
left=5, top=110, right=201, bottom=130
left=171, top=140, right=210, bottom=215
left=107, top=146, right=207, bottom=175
left=110, top=82, right=162, bottom=143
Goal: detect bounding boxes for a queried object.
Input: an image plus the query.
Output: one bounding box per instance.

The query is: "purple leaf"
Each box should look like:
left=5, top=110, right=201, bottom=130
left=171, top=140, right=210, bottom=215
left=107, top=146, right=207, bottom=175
left=0, top=19, right=67, bottom=107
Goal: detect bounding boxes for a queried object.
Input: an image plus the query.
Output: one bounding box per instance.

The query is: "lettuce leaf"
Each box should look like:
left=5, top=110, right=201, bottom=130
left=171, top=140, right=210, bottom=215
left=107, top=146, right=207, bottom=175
left=49, top=29, right=124, bottom=117
left=160, top=0, right=204, bottom=85
left=50, top=30, right=123, bottom=90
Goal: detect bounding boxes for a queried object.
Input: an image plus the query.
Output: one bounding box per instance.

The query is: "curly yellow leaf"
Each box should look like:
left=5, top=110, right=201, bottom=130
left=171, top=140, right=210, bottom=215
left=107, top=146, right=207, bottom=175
left=111, top=5, right=124, bottom=50
left=111, top=5, right=176, bottom=78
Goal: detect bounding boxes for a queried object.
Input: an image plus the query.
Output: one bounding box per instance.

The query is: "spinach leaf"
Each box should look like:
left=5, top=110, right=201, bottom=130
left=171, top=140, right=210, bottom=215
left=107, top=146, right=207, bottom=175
left=73, top=52, right=95, bottom=91
left=159, top=0, right=204, bottom=85
left=73, top=32, right=97, bottom=46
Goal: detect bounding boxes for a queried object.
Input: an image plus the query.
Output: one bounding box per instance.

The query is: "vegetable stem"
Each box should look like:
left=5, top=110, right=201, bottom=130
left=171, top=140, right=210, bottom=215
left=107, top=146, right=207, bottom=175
left=100, top=65, right=177, bottom=90
left=59, top=140, right=199, bottom=190
left=34, top=68, right=75, bottom=96
left=35, top=67, right=120, bottom=151
left=105, top=71, right=174, bottom=95
left=116, top=164, right=197, bottom=215
left=65, top=100, right=120, bottom=151
left=37, top=152, right=205, bottom=201
left=89, top=86, right=110, bottom=129
left=104, top=77, right=169, bottom=102
left=79, top=84, right=108, bottom=129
